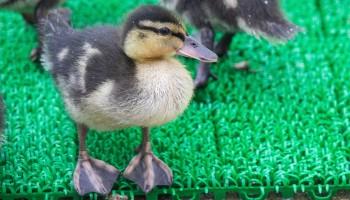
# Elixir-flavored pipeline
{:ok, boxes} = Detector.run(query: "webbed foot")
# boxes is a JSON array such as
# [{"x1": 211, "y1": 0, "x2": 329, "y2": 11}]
[
  {"x1": 124, "y1": 151, "x2": 173, "y2": 193},
  {"x1": 74, "y1": 151, "x2": 120, "y2": 196},
  {"x1": 123, "y1": 127, "x2": 172, "y2": 193}
]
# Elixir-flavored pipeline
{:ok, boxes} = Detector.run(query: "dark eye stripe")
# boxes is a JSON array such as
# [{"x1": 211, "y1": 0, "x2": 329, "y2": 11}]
[
  {"x1": 171, "y1": 32, "x2": 185, "y2": 41},
  {"x1": 136, "y1": 24, "x2": 185, "y2": 41}
]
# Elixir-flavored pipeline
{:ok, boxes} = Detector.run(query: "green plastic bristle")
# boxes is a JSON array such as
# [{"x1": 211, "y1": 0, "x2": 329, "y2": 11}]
[{"x1": 1, "y1": 0, "x2": 350, "y2": 199}]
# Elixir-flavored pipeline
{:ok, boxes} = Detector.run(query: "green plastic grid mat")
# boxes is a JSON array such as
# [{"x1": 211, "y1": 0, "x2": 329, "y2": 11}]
[{"x1": 0, "y1": 0, "x2": 350, "y2": 199}]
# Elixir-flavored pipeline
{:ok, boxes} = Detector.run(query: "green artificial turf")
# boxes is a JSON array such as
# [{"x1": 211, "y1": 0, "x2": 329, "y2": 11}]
[{"x1": 0, "y1": 0, "x2": 350, "y2": 199}]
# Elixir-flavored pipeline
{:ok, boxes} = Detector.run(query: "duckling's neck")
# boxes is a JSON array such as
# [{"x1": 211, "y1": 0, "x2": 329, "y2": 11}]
[
  {"x1": 135, "y1": 57, "x2": 189, "y2": 80},
  {"x1": 134, "y1": 57, "x2": 194, "y2": 126},
  {"x1": 133, "y1": 56, "x2": 171, "y2": 63},
  {"x1": 135, "y1": 56, "x2": 193, "y2": 79}
]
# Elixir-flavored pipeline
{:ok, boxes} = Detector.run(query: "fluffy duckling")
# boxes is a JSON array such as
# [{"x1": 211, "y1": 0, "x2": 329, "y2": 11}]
[
  {"x1": 39, "y1": 6, "x2": 217, "y2": 195},
  {"x1": 162, "y1": 0, "x2": 301, "y2": 87}
]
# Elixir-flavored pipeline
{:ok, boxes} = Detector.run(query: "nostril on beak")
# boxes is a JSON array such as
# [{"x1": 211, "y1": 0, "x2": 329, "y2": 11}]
[{"x1": 191, "y1": 42, "x2": 198, "y2": 48}]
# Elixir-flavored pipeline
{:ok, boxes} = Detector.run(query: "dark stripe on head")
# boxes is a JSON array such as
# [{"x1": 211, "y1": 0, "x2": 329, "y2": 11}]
[
  {"x1": 136, "y1": 24, "x2": 185, "y2": 41},
  {"x1": 172, "y1": 31, "x2": 185, "y2": 41},
  {"x1": 122, "y1": 5, "x2": 182, "y2": 42},
  {"x1": 129, "y1": 5, "x2": 180, "y2": 24}
]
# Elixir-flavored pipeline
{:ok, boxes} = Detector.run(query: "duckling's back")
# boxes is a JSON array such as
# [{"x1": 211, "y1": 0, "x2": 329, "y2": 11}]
[
  {"x1": 40, "y1": 9, "x2": 137, "y2": 93},
  {"x1": 40, "y1": 9, "x2": 141, "y2": 126},
  {"x1": 163, "y1": 0, "x2": 300, "y2": 41}
]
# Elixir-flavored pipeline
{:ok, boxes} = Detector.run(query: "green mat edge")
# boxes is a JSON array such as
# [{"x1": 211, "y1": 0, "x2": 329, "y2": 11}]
[{"x1": 1, "y1": 185, "x2": 350, "y2": 200}]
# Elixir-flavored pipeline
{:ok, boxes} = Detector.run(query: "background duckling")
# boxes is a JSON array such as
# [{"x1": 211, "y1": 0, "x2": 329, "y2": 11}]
[
  {"x1": 0, "y1": 0, "x2": 64, "y2": 61},
  {"x1": 39, "y1": 6, "x2": 217, "y2": 195},
  {"x1": 162, "y1": 0, "x2": 301, "y2": 88},
  {"x1": 0, "y1": 0, "x2": 63, "y2": 23}
]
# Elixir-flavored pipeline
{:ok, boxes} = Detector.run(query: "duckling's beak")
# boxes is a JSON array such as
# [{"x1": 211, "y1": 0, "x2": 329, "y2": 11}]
[{"x1": 177, "y1": 36, "x2": 218, "y2": 63}]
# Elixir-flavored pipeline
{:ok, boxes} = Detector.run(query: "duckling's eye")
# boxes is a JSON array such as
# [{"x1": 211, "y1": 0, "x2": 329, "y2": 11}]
[{"x1": 159, "y1": 27, "x2": 171, "y2": 36}]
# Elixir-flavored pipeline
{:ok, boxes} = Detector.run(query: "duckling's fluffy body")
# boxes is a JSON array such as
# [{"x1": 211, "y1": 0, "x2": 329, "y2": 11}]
[
  {"x1": 162, "y1": 0, "x2": 300, "y2": 88},
  {"x1": 163, "y1": 0, "x2": 299, "y2": 40},
  {"x1": 42, "y1": 26, "x2": 193, "y2": 131}
]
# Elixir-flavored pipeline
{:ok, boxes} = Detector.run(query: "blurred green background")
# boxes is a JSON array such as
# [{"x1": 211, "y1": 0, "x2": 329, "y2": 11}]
[{"x1": 0, "y1": 0, "x2": 350, "y2": 199}]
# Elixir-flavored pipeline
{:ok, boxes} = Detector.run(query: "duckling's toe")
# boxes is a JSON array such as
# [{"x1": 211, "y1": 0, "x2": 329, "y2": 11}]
[
  {"x1": 123, "y1": 152, "x2": 173, "y2": 193},
  {"x1": 74, "y1": 152, "x2": 120, "y2": 196}
]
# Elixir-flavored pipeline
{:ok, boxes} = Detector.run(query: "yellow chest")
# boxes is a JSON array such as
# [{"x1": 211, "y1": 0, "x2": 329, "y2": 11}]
[{"x1": 134, "y1": 59, "x2": 194, "y2": 126}]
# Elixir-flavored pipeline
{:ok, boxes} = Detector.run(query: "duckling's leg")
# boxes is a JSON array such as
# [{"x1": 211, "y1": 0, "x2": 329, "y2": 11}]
[
  {"x1": 73, "y1": 124, "x2": 120, "y2": 196},
  {"x1": 214, "y1": 33, "x2": 235, "y2": 57},
  {"x1": 215, "y1": 33, "x2": 251, "y2": 71},
  {"x1": 124, "y1": 127, "x2": 173, "y2": 193},
  {"x1": 194, "y1": 26, "x2": 216, "y2": 88}
]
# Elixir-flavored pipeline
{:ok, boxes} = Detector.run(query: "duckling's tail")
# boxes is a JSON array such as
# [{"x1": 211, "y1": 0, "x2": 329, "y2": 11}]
[
  {"x1": 237, "y1": 0, "x2": 302, "y2": 42},
  {"x1": 38, "y1": 8, "x2": 72, "y2": 37},
  {"x1": 38, "y1": 8, "x2": 72, "y2": 71}
]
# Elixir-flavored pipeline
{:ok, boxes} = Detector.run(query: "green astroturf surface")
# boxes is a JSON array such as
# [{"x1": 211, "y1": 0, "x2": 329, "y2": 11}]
[{"x1": 0, "y1": 0, "x2": 350, "y2": 199}]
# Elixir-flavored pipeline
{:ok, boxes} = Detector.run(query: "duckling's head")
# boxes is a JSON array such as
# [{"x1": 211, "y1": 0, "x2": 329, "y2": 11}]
[{"x1": 122, "y1": 5, "x2": 217, "y2": 62}]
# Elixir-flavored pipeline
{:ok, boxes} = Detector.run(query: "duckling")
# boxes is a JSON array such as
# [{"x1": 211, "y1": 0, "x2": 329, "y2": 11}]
[
  {"x1": 39, "y1": 6, "x2": 217, "y2": 195},
  {"x1": 161, "y1": 0, "x2": 301, "y2": 88}
]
